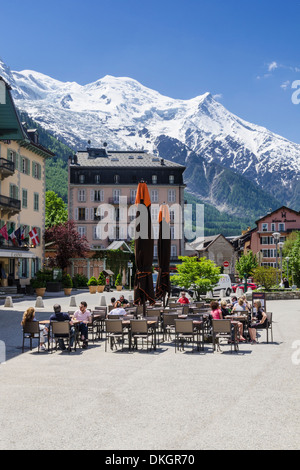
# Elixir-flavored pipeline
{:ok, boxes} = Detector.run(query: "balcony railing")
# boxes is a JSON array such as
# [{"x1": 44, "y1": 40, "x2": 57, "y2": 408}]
[
  {"x1": 0, "y1": 158, "x2": 15, "y2": 178},
  {"x1": 0, "y1": 194, "x2": 21, "y2": 214}
]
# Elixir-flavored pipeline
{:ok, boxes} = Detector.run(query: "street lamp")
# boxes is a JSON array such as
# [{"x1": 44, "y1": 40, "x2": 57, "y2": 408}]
[
  {"x1": 278, "y1": 241, "x2": 284, "y2": 284},
  {"x1": 272, "y1": 232, "x2": 280, "y2": 285},
  {"x1": 286, "y1": 256, "x2": 290, "y2": 283}
]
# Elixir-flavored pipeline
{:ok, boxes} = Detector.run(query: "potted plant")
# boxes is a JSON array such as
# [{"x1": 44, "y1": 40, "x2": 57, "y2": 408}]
[
  {"x1": 115, "y1": 273, "x2": 122, "y2": 291},
  {"x1": 62, "y1": 274, "x2": 73, "y2": 295},
  {"x1": 97, "y1": 272, "x2": 106, "y2": 293},
  {"x1": 87, "y1": 276, "x2": 98, "y2": 294},
  {"x1": 30, "y1": 277, "x2": 46, "y2": 297}
]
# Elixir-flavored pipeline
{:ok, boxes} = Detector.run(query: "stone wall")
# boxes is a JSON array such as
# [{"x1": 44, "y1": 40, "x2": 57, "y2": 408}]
[{"x1": 246, "y1": 290, "x2": 300, "y2": 301}]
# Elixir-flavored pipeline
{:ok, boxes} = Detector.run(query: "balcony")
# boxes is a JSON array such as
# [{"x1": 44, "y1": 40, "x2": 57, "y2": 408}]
[
  {"x1": 0, "y1": 194, "x2": 21, "y2": 215},
  {"x1": 0, "y1": 158, "x2": 15, "y2": 179}
]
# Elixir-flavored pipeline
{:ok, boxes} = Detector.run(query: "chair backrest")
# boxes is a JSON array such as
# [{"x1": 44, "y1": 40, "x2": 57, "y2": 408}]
[
  {"x1": 266, "y1": 312, "x2": 272, "y2": 326},
  {"x1": 108, "y1": 305, "x2": 114, "y2": 312},
  {"x1": 107, "y1": 314, "x2": 120, "y2": 319},
  {"x1": 23, "y1": 321, "x2": 40, "y2": 334},
  {"x1": 146, "y1": 309, "x2": 161, "y2": 319},
  {"x1": 136, "y1": 305, "x2": 145, "y2": 315},
  {"x1": 93, "y1": 306, "x2": 107, "y2": 314},
  {"x1": 130, "y1": 319, "x2": 148, "y2": 334},
  {"x1": 163, "y1": 313, "x2": 179, "y2": 326},
  {"x1": 174, "y1": 319, "x2": 194, "y2": 334},
  {"x1": 105, "y1": 319, "x2": 123, "y2": 333},
  {"x1": 182, "y1": 305, "x2": 190, "y2": 315},
  {"x1": 212, "y1": 319, "x2": 231, "y2": 334},
  {"x1": 169, "y1": 302, "x2": 178, "y2": 308},
  {"x1": 51, "y1": 321, "x2": 70, "y2": 335}
]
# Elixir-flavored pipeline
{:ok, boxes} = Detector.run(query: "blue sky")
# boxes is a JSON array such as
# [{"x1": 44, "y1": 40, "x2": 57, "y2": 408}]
[{"x1": 1, "y1": 0, "x2": 300, "y2": 143}]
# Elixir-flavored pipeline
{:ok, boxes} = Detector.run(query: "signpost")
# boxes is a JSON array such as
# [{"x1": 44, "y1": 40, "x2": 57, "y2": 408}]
[
  {"x1": 252, "y1": 292, "x2": 266, "y2": 313},
  {"x1": 128, "y1": 262, "x2": 133, "y2": 291},
  {"x1": 223, "y1": 261, "x2": 229, "y2": 268}
]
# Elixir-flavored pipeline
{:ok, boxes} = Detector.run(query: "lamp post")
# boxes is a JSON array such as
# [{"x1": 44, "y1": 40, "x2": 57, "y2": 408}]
[
  {"x1": 286, "y1": 256, "x2": 290, "y2": 284},
  {"x1": 278, "y1": 241, "x2": 284, "y2": 284},
  {"x1": 272, "y1": 232, "x2": 280, "y2": 285}
]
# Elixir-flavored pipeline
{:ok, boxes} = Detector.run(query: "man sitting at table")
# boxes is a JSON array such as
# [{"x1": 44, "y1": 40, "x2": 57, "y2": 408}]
[
  {"x1": 49, "y1": 304, "x2": 75, "y2": 351},
  {"x1": 119, "y1": 295, "x2": 129, "y2": 307},
  {"x1": 73, "y1": 301, "x2": 92, "y2": 349},
  {"x1": 177, "y1": 291, "x2": 190, "y2": 304}
]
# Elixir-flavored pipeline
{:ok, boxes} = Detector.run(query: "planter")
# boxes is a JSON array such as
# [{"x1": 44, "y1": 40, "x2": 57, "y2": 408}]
[
  {"x1": 97, "y1": 285, "x2": 105, "y2": 293},
  {"x1": 35, "y1": 287, "x2": 46, "y2": 297},
  {"x1": 116, "y1": 285, "x2": 122, "y2": 291},
  {"x1": 89, "y1": 286, "x2": 97, "y2": 294},
  {"x1": 64, "y1": 288, "x2": 72, "y2": 296}
]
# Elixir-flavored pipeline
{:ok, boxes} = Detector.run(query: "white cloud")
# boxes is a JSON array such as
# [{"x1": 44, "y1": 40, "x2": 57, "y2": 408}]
[
  {"x1": 268, "y1": 61, "x2": 279, "y2": 72},
  {"x1": 213, "y1": 93, "x2": 223, "y2": 101},
  {"x1": 280, "y1": 80, "x2": 290, "y2": 90}
]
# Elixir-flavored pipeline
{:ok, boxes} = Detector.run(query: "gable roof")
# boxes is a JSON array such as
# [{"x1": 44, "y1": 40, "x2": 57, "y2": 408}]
[{"x1": 255, "y1": 205, "x2": 300, "y2": 225}]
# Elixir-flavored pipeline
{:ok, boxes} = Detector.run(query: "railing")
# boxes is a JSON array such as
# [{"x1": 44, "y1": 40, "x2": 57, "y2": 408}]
[
  {"x1": 0, "y1": 194, "x2": 21, "y2": 211},
  {"x1": 0, "y1": 158, "x2": 15, "y2": 173}
]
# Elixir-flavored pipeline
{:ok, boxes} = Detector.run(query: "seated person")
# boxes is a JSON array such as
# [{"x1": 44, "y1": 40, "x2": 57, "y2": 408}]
[
  {"x1": 119, "y1": 295, "x2": 129, "y2": 307},
  {"x1": 220, "y1": 300, "x2": 230, "y2": 317},
  {"x1": 210, "y1": 300, "x2": 223, "y2": 319},
  {"x1": 110, "y1": 297, "x2": 116, "y2": 306},
  {"x1": 21, "y1": 307, "x2": 48, "y2": 351},
  {"x1": 73, "y1": 301, "x2": 92, "y2": 349},
  {"x1": 230, "y1": 296, "x2": 238, "y2": 307},
  {"x1": 177, "y1": 291, "x2": 190, "y2": 304},
  {"x1": 109, "y1": 300, "x2": 127, "y2": 316},
  {"x1": 248, "y1": 300, "x2": 268, "y2": 344},
  {"x1": 232, "y1": 297, "x2": 246, "y2": 313},
  {"x1": 49, "y1": 304, "x2": 74, "y2": 351}
]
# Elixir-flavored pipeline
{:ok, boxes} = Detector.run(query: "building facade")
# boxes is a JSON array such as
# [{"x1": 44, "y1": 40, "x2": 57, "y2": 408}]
[
  {"x1": 68, "y1": 147, "x2": 186, "y2": 278},
  {"x1": 249, "y1": 206, "x2": 300, "y2": 267},
  {"x1": 0, "y1": 76, "x2": 54, "y2": 287}
]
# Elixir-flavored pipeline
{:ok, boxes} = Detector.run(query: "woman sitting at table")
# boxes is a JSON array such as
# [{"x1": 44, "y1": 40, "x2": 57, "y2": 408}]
[
  {"x1": 210, "y1": 301, "x2": 223, "y2": 319},
  {"x1": 220, "y1": 300, "x2": 230, "y2": 317},
  {"x1": 248, "y1": 300, "x2": 268, "y2": 344},
  {"x1": 109, "y1": 300, "x2": 127, "y2": 316},
  {"x1": 21, "y1": 307, "x2": 48, "y2": 351}
]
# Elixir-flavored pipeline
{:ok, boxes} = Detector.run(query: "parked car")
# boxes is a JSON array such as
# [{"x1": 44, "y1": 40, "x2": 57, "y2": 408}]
[
  {"x1": 171, "y1": 286, "x2": 194, "y2": 297},
  {"x1": 232, "y1": 282, "x2": 258, "y2": 293},
  {"x1": 213, "y1": 274, "x2": 232, "y2": 297}
]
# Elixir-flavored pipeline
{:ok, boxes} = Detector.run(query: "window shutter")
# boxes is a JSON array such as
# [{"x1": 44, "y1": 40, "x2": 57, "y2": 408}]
[
  {"x1": 90, "y1": 190, "x2": 94, "y2": 202},
  {"x1": 75, "y1": 208, "x2": 78, "y2": 221},
  {"x1": 85, "y1": 208, "x2": 89, "y2": 221}
]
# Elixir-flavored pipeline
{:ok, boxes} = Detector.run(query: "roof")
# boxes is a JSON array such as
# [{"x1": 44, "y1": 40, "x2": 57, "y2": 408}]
[
  {"x1": 106, "y1": 241, "x2": 133, "y2": 253},
  {"x1": 255, "y1": 206, "x2": 300, "y2": 224},
  {"x1": 190, "y1": 234, "x2": 233, "y2": 251},
  {"x1": 73, "y1": 149, "x2": 185, "y2": 169},
  {"x1": 0, "y1": 76, "x2": 54, "y2": 158}
]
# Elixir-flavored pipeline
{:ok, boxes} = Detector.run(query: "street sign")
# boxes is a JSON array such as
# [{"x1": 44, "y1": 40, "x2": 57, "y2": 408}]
[
  {"x1": 223, "y1": 261, "x2": 230, "y2": 268},
  {"x1": 128, "y1": 262, "x2": 133, "y2": 268}
]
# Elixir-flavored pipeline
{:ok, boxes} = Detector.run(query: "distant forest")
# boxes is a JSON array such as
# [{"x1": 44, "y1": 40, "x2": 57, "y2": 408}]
[{"x1": 19, "y1": 110, "x2": 253, "y2": 237}]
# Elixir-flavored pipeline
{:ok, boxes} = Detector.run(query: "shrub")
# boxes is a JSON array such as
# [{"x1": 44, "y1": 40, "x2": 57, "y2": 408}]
[
  {"x1": 72, "y1": 274, "x2": 88, "y2": 288},
  {"x1": 115, "y1": 274, "x2": 122, "y2": 286},
  {"x1": 87, "y1": 276, "x2": 98, "y2": 286},
  {"x1": 98, "y1": 272, "x2": 106, "y2": 286},
  {"x1": 62, "y1": 274, "x2": 73, "y2": 288}
]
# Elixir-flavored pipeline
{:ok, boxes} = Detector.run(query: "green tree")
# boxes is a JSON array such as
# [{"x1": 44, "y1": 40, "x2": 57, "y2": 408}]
[
  {"x1": 253, "y1": 266, "x2": 279, "y2": 290},
  {"x1": 171, "y1": 256, "x2": 220, "y2": 301},
  {"x1": 235, "y1": 251, "x2": 258, "y2": 291},
  {"x1": 287, "y1": 232, "x2": 300, "y2": 287},
  {"x1": 45, "y1": 191, "x2": 68, "y2": 229}
]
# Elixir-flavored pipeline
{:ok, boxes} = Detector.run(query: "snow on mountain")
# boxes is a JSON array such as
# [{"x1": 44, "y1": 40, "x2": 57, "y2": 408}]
[{"x1": 1, "y1": 57, "x2": 299, "y2": 209}]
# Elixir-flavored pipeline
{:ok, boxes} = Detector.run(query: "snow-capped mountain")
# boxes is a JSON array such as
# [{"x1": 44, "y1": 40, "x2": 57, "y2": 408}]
[{"x1": 1, "y1": 58, "x2": 299, "y2": 211}]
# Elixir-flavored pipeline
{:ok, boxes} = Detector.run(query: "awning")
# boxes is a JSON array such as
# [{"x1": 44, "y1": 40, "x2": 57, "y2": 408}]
[
  {"x1": 102, "y1": 269, "x2": 114, "y2": 276},
  {"x1": 0, "y1": 250, "x2": 36, "y2": 259}
]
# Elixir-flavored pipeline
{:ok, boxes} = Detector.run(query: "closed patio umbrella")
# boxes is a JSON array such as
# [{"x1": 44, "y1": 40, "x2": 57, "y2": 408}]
[
  {"x1": 155, "y1": 203, "x2": 171, "y2": 307},
  {"x1": 134, "y1": 181, "x2": 155, "y2": 312}
]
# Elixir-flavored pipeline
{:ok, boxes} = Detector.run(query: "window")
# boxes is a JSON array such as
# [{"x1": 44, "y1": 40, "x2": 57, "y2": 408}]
[
  {"x1": 22, "y1": 189, "x2": 28, "y2": 208},
  {"x1": 171, "y1": 245, "x2": 177, "y2": 258},
  {"x1": 151, "y1": 190, "x2": 158, "y2": 203},
  {"x1": 79, "y1": 174, "x2": 85, "y2": 184},
  {"x1": 278, "y1": 223, "x2": 285, "y2": 232},
  {"x1": 114, "y1": 174, "x2": 120, "y2": 184},
  {"x1": 34, "y1": 193, "x2": 39, "y2": 211},
  {"x1": 169, "y1": 175, "x2": 175, "y2": 184},
  {"x1": 92, "y1": 190, "x2": 104, "y2": 202},
  {"x1": 32, "y1": 162, "x2": 42, "y2": 179},
  {"x1": 152, "y1": 175, "x2": 157, "y2": 184},
  {"x1": 262, "y1": 249, "x2": 274, "y2": 258},
  {"x1": 262, "y1": 223, "x2": 268, "y2": 232},
  {"x1": 78, "y1": 189, "x2": 86, "y2": 202},
  {"x1": 130, "y1": 189, "x2": 137, "y2": 204},
  {"x1": 271, "y1": 223, "x2": 276, "y2": 232},
  {"x1": 20, "y1": 156, "x2": 30, "y2": 175},
  {"x1": 78, "y1": 226, "x2": 86, "y2": 237},
  {"x1": 78, "y1": 208, "x2": 86, "y2": 221},
  {"x1": 7, "y1": 149, "x2": 18, "y2": 169},
  {"x1": 93, "y1": 225, "x2": 102, "y2": 240},
  {"x1": 10, "y1": 184, "x2": 19, "y2": 200},
  {"x1": 95, "y1": 174, "x2": 100, "y2": 184},
  {"x1": 19, "y1": 259, "x2": 29, "y2": 279},
  {"x1": 113, "y1": 189, "x2": 120, "y2": 203},
  {"x1": 168, "y1": 189, "x2": 176, "y2": 203}
]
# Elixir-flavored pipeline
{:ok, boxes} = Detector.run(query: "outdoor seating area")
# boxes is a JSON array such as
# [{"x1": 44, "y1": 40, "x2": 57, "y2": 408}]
[{"x1": 21, "y1": 296, "x2": 273, "y2": 355}]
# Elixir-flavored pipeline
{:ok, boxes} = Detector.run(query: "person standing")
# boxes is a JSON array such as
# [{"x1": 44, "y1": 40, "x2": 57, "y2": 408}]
[{"x1": 73, "y1": 301, "x2": 92, "y2": 349}]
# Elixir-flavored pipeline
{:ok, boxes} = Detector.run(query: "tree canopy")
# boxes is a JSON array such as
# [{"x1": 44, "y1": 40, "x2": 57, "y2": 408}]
[
  {"x1": 171, "y1": 256, "x2": 220, "y2": 300},
  {"x1": 45, "y1": 191, "x2": 68, "y2": 229}
]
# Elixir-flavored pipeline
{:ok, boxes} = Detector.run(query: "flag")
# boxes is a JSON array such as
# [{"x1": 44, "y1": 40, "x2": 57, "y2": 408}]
[
  {"x1": 0, "y1": 224, "x2": 8, "y2": 241},
  {"x1": 29, "y1": 227, "x2": 40, "y2": 246},
  {"x1": 13, "y1": 227, "x2": 22, "y2": 246},
  {"x1": 21, "y1": 226, "x2": 26, "y2": 241},
  {"x1": 8, "y1": 227, "x2": 18, "y2": 246}
]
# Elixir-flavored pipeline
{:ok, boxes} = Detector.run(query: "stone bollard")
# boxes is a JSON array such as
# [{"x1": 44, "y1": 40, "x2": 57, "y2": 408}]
[
  {"x1": 35, "y1": 296, "x2": 44, "y2": 308},
  {"x1": 100, "y1": 295, "x2": 107, "y2": 306},
  {"x1": 4, "y1": 296, "x2": 13, "y2": 308},
  {"x1": 220, "y1": 289, "x2": 225, "y2": 298},
  {"x1": 69, "y1": 296, "x2": 77, "y2": 307}
]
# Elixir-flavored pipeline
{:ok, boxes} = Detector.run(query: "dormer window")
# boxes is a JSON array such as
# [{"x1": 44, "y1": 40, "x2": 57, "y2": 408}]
[
  {"x1": 169, "y1": 175, "x2": 175, "y2": 184},
  {"x1": 152, "y1": 175, "x2": 157, "y2": 184},
  {"x1": 114, "y1": 174, "x2": 120, "y2": 184},
  {"x1": 95, "y1": 174, "x2": 100, "y2": 184},
  {"x1": 79, "y1": 174, "x2": 85, "y2": 184}
]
